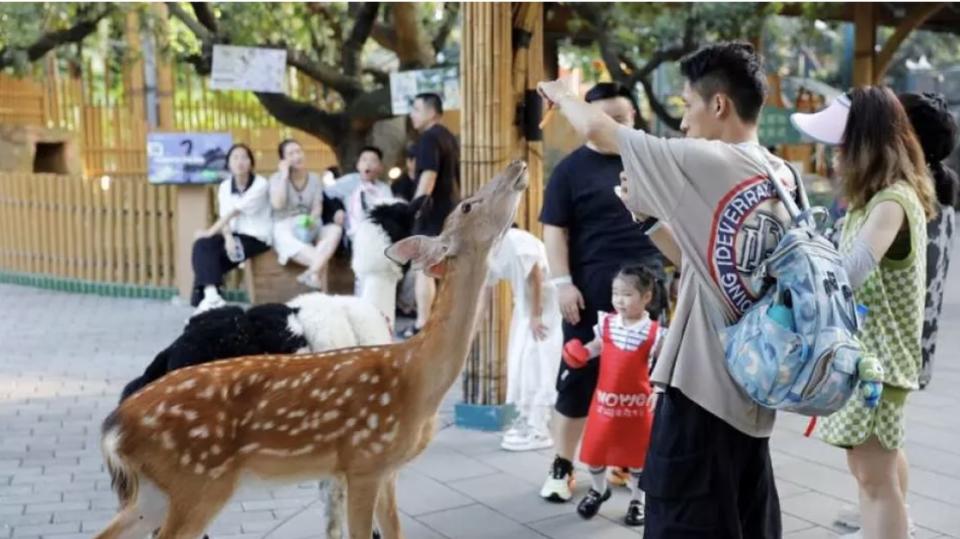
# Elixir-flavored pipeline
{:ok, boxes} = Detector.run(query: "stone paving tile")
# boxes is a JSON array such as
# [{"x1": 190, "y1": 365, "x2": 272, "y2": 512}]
[
  {"x1": 3, "y1": 275, "x2": 960, "y2": 539},
  {"x1": 415, "y1": 504, "x2": 547, "y2": 539}
]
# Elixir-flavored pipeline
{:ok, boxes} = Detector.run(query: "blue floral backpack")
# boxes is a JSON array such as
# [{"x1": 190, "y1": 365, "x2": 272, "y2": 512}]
[{"x1": 721, "y1": 162, "x2": 866, "y2": 417}]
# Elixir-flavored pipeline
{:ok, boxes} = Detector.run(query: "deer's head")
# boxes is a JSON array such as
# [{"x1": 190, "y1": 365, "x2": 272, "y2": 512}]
[{"x1": 385, "y1": 161, "x2": 528, "y2": 278}]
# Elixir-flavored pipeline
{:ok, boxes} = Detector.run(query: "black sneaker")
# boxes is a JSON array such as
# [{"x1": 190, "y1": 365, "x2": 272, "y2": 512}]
[
  {"x1": 576, "y1": 488, "x2": 611, "y2": 519},
  {"x1": 624, "y1": 500, "x2": 645, "y2": 526},
  {"x1": 539, "y1": 456, "x2": 575, "y2": 503}
]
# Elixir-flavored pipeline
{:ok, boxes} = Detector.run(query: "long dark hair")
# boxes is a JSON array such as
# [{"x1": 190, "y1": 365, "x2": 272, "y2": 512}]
[
  {"x1": 840, "y1": 86, "x2": 937, "y2": 220},
  {"x1": 616, "y1": 264, "x2": 667, "y2": 319},
  {"x1": 277, "y1": 138, "x2": 300, "y2": 159},
  {"x1": 899, "y1": 92, "x2": 960, "y2": 210},
  {"x1": 225, "y1": 143, "x2": 256, "y2": 184}
]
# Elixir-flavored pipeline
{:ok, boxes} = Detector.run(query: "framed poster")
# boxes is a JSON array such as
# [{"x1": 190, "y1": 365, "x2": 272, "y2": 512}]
[
  {"x1": 389, "y1": 67, "x2": 460, "y2": 115},
  {"x1": 147, "y1": 133, "x2": 233, "y2": 185},
  {"x1": 211, "y1": 45, "x2": 287, "y2": 94}
]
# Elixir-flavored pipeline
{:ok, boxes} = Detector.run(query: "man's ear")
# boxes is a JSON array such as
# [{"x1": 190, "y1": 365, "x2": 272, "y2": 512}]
[
  {"x1": 714, "y1": 93, "x2": 732, "y2": 119},
  {"x1": 385, "y1": 235, "x2": 453, "y2": 270}
]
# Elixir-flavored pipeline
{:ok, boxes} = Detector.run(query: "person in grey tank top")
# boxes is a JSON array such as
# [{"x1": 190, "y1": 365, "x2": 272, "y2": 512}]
[{"x1": 269, "y1": 139, "x2": 345, "y2": 289}]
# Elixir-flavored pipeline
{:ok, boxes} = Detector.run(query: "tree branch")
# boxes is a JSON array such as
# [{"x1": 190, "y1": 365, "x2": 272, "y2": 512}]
[
  {"x1": 253, "y1": 92, "x2": 344, "y2": 144},
  {"x1": 190, "y1": 2, "x2": 219, "y2": 34},
  {"x1": 0, "y1": 5, "x2": 115, "y2": 70},
  {"x1": 167, "y1": 2, "x2": 214, "y2": 42},
  {"x1": 371, "y1": 23, "x2": 398, "y2": 52},
  {"x1": 342, "y1": 3, "x2": 380, "y2": 77},
  {"x1": 432, "y1": 3, "x2": 460, "y2": 54},
  {"x1": 392, "y1": 2, "x2": 433, "y2": 69},
  {"x1": 285, "y1": 48, "x2": 364, "y2": 98},
  {"x1": 638, "y1": 76, "x2": 682, "y2": 132}
]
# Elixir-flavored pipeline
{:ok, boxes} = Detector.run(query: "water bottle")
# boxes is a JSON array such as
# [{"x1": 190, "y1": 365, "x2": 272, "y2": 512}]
[{"x1": 227, "y1": 238, "x2": 245, "y2": 263}]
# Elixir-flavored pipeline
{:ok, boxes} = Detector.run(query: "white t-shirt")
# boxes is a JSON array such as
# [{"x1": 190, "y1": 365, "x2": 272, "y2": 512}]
[
  {"x1": 217, "y1": 175, "x2": 272, "y2": 244},
  {"x1": 585, "y1": 312, "x2": 665, "y2": 359}
]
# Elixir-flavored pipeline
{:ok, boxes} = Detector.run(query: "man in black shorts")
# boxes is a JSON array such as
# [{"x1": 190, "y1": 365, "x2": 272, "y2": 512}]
[
  {"x1": 538, "y1": 82, "x2": 663, "y2": 503},
  {"x1": 406, "y1": 93, "x2": 460, "y2": 336}
]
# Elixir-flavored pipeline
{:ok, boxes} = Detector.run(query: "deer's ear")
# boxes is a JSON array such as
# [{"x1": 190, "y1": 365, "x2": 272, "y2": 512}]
[{"x1": 385, "y1": 235, "x2": 452, "y2": 269}]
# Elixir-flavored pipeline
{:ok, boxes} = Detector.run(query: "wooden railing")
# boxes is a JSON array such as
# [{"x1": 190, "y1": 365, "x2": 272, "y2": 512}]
[{"x1": 0, "y1": 172, "x2": 178, "y2": 288}]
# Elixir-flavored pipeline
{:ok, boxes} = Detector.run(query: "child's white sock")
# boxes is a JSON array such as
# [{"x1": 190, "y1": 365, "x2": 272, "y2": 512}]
[
  {"x1": 629, "y1": 468, "x2": 645, "y2": 503},
  {"x1": 589, "y1": 466, "x2": 607, "y2": 493}
]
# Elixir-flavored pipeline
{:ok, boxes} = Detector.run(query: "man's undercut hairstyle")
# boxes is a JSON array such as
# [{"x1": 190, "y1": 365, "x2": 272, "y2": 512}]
[
  {"x1": 358, "y1": 145, "x2": 384, "y2": 161},
  {"x1": 679, "y1": 42, "x2": 767, "y2": 123},
  {"x1": 414, "y1": 93, "x2": 444, "y2": 116},
  {"x1": 584, "y1": 82, "x2": 640, "y2": 115}
]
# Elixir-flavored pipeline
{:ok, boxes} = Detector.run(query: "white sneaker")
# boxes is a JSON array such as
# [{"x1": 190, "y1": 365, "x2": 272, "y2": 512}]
[
  {"x1": 539, "y1": 457, "x2": 575, "y2": 503},
  {"x1": 834, "y1": 505, "x2": 861, "y2": 530},
  {"x1": 502, "y1": 430, "x2": 553, "y2": 452},
  {"x1": 194, "y1": 294, "x2": 226, "y2": 315},
  {"x1": 501, "y1": 416, "x2": 530, "y2": 447},
  {"x1": 834, "y1": 505, "x2": 916, "y2": 537}
]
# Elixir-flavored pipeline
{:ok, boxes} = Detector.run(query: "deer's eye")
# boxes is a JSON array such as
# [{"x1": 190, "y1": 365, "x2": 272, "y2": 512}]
[{"x1": 462, "y1": 203, "x2": 472, "y2": 214}]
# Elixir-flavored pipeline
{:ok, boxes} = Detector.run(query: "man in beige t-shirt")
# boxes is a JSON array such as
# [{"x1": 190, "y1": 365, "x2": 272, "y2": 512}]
[{"x1": 540, "y1": 43, "x2": 790, "y2": 537}]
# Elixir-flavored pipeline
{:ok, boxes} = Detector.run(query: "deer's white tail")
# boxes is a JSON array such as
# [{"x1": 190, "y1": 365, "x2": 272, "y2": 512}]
[{"x1": 101, "y1": 411, "x2": 138, "y2": 508}]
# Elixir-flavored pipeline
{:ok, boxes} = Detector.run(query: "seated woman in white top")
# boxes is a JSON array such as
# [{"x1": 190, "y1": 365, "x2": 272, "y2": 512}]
[
  {"x1": 191, "y1": 143, "x2": 272, "y2": 312},
  {"x1": 345, "y1": 146, "x2": 394, "y2": 240},
  {"x1": 269, "y1": 138, "x2": 345, "y2": 289}
]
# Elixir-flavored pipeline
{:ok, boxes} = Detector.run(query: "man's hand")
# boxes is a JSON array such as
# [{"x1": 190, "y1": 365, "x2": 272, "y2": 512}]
[
  {"x1": 558, "y1": 282, "x2": 585, "y2": 325},
  {"x1": 617, "y1": 171, "x2": 649, "y2": 222},
  {"x1": 194, "y1": 228, "x2": 214, "y2": 240},
  {"x1": 278, "y1": 158, "x2": 291, "y2": 177},
  {"x1": 530, "y1": 315, "x2": 549, "y2": 341},
  {"x1": 333, "y1": 209, "x2": 345, "y2": 227},
  {"x1": 537, "y1": 79, "x2": 575, "y2": 108}
]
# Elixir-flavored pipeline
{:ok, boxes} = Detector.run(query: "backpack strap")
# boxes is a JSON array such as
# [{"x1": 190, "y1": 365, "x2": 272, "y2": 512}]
[{"x1": 759, "y1": 159, "x2": 815, "y2": 228}]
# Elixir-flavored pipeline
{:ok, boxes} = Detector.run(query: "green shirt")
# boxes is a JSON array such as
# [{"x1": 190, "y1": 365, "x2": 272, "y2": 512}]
[{"x1": 840, "y1": 182, "x2": 927, "y2": 390}]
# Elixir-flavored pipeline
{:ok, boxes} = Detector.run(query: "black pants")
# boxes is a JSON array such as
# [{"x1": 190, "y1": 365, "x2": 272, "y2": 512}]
[
  {"x1": 191, "y1": 233, "x2": 269, "y2": 306},
  {"x1": 642, "y1": 388, "x2": 781, "y2": 539}
]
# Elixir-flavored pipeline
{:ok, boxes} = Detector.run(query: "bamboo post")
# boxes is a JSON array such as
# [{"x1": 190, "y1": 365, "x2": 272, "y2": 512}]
[{"x1": 460, "y1": 3, "x2": 519, "y2": 410}]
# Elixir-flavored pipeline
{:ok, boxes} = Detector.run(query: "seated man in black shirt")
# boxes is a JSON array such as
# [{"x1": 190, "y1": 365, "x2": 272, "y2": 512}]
[
  {"x1": 404, "y1": 93, "x2": 461, "y2": 337},
  {"x1": 391, "y1": 143, "x2": 418, "y2": 202}
]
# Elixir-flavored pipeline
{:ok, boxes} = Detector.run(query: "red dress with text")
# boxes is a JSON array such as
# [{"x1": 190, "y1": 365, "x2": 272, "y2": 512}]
[{"x1": 579, "y1": 314, "x2": 657, "y2": 469}]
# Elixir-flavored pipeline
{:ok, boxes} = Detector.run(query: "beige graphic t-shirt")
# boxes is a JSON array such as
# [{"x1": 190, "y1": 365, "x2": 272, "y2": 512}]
[{"x1": 616, "y1": 126, "x2": 796, "y2": 437}]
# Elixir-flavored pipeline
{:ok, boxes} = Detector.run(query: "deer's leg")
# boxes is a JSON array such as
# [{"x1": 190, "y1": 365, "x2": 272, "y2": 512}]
[
  {"x1": 93, "y1": 506, "x2": 157, "y2": 539},
  {"x1": 155, "y1": 477, "x2": 235, "y2": 539},
  {"x1": 93, "y1": 477, "x2": 168, "y2": 539},
  {"x1": 345, "y1": 475, "x2": 381, "y2": 539},
  {"x1": 318, "y1": 478, "x2": 346, "y2": 539},
  {"x1": 374, "y1": 474, "x2": 402, "y2": 539}
]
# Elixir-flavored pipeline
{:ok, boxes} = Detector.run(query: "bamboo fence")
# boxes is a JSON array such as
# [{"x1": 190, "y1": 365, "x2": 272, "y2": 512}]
[{"x1": 0, "y1": 173, "x2": 176, "y2": 290}]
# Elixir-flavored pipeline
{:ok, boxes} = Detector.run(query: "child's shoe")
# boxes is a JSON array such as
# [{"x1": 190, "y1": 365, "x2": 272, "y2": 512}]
[
  {"x1": 576, "y1": 488, "x2": 611, "y2": 519},
  {"x1": 540, "y1": 457, "x2": 575, "y2": 503},
  {"x1": 624, "y1": 500, "x2": 645, "y2": 526}
]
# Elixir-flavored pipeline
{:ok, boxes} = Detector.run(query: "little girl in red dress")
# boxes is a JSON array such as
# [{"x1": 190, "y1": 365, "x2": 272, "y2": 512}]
[{"x1": 562, "y1": 264, "x2": 665, "y2": 526}]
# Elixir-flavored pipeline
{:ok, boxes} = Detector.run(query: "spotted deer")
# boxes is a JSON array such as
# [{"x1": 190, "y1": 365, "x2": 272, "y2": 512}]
[{"x1": 94, "y1": 161, "x2": 530, "y2": 539}]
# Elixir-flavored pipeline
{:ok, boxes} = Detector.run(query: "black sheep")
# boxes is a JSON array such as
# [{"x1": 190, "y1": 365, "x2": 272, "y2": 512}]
[{"x1": 119, "y1": 303, "x2": 307, "y2": 402}]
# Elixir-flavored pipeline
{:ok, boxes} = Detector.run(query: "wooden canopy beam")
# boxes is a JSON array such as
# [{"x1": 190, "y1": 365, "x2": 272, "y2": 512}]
[
  {"x1": 853, "y1": 3, "x2": 876, "y2": 87},
  {"x1": 874, "y1": 2, "x2": 947, "y2": 83}
]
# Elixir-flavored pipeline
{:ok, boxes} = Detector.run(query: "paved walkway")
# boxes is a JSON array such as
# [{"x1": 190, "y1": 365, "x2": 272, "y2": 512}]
[{"x1": 1, "y1": 277, "x2": 959, "y2": 539}]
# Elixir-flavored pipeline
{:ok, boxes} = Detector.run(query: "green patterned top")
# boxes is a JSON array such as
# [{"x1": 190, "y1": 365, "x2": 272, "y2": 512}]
[{"x1": 840, "y1": 182, "x2": 927, "y2": 390}]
